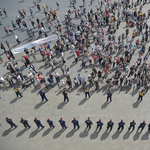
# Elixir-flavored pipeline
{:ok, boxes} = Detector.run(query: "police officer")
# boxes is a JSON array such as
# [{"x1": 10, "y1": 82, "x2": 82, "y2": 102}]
[
  {"x1": 85, "y1": 117, "x2": 93, "y2": 130},
  {"x1": 47, "y1": 118, "x2": 55, "y2": 128},
  {"x1": 59, "y1": 118, "x2": 67, "y2": 129},
  {"x1": 39, "y1": 90, "x2": 48, "y2": 102},
  {"x1": 138, "y1": 120, "x2": 146, "y2": 131},
  {"x1": 84, "y1": 86, "x2": 90, "y2": 98},
  {"x1": 137, "y1": 90, "x2": 144, "y2": 101},
  {"x1": 34, "y1": 117, "x2": 45, "y2": 129},
  {"x1": 14, "y1": 87, "x2": 23, "y2": 98},
  {"x1": 96, "y1": 119, "x2": 103, "y2": 131},
  {"x1": 148, "y1": 123, "x2": 150, "y2": 131},
  {"x1": 6, "y1": 117, "x2": 18, "y2": 128},
  {"x1": 20, "y1": 118, "x2": 31, "y2": 128},
  {"x1": 117, "y1": 119, "x2": 125, "y2": 131},
  {"x1": 71, "y1": 117, "x2": 80, "y2": 129},
  {"x1": 107, "y1": 91, "x2": 112, "y2": 102},
  {"x1": 128, "y1": 120, "x2": 136, "y2": 131},
  {"x1": 63, "y1": 90, "x2": 69, "y2": 103},
  {"x1": 107, "y1": 119, "x2": 114, "y2": 131}
]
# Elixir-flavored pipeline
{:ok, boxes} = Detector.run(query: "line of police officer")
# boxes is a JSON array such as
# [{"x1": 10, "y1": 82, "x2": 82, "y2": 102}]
[{"x1": 6, "y1": 117, "x2": 150, "y2": 132}]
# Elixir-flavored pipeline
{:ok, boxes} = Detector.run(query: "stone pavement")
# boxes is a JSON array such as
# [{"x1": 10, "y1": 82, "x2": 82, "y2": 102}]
[{"x1": 0, "y1": 0, "x2": 150, "y2": 150}]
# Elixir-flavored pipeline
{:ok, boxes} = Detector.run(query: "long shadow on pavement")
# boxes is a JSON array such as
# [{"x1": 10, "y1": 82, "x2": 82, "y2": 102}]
[
  {"x1": 101, "y1": 102, "x2": 111, "y2": 109},
  {"x1": 34, "y1": 101, "x2": 47, "y2": 109},
  {"x1": 112, "y1": 130, "x2": 122, "y2": 140},
  {"x1": 29, "y1": 128, "x2": 43, "y2": 138},
  {"x1": 2, "y1": 128, "x2": 16, "y2": 137},
  {"x1": 132, "y1": 101, "x2": 141, "y2": 108},
  {"x1": 100, "y1": 129, "x2": 111, "y2": 141},
  {"x1": 57, "y1": 102, "x2": 67, "y2": 109},
  {"x1": 79, "y1": 128, "x2": 89, "y2": 138},
  {"x1": 42, "y1": 128, "x2": 54, "y2": 137},
  {"x1": 141, "y1": 131, "x2": 150, "y2": 140},
  {"x1": 90, "y1": 129, "x2": 100, "y2": 140},
  {"x1": 66, "y1": 129, "x2": 78, "y2": 138},
  {"x1": 16, "y1": 128, "x2": 28, "y2": 137},
  {"x1": 10, "y1": 97, "x2": 21, "y2": 104},
  {"x1": 78, "y1": 98, "x2": 88, "y2": 105},
  {"x1": 133, "y1": 129, "x2": 142, "y2": 141},
  {"x1": 53, "y1": 129, "x2": 66, "y2": 139},
  {"x1": 123, "y1": 130, "x2": 133, "y2": 140}
]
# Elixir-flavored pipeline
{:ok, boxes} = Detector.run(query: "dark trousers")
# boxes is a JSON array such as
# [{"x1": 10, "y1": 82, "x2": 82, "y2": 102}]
[
  {"x1": 61, "y1": 124, "x2": 67, "y2": 129},
  {"x1": 138, "y1": 126, "x2": 144, "y2": 131},
  {"x1": 64, "y1": 96, "x2": 69, "y2": 102},
  {"x1": 138, "y1": 95, "x2": 143, "y2": 101},
  {"x1": 107, "y1": 126, "x2": 113, "y2": 131},
  {"x1": 36, "y1": 123, "x2": 44, "y2": 128},
  {"x1": 85, "y1": 92, "x2": 90, "y2": 98},
  {"x1": 128, "y1": 125, "x2": 135, "y2": 131},
  {"x1": 96, "y1": 125, "x2": 102, "y2": 131},
  {"x1": 41, "y1": 96, "x2": 48, "y2": 101},
  {"x1": 73, "y1": 124, "x2": 80, "y2": 129},
  {"x1": 9, "y1": 122, "x2": 17, "y2": 128},
  {"x1": 16, "y1": 91, "x2": 22, "y2": 97},
  {"x1": 86, "y1": 124, "x2": 91, "y2": 130},
  {"x1": 107, "y1": 96, "x2": 112, "y2": 102},
  {"x1": 49, "y1": 123, "x2": 55, "y2": 128},
  {"x1": 23, "y1": 123, "x2": 30, "y2": 128},
  {"x1": 118, "y1": 126, "x2": 124, "y2": 131}
]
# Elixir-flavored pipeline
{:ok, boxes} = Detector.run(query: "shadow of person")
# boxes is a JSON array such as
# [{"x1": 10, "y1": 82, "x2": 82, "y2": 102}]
[
  {"x1": 132, "y1": 101, "x2": 140, "y2": 108},
  {"x1": 133, "y1": 129, "x2": 142, "y2": 141},
  {"x1": 2, "y1": 127, "x2": 16, "y2": 137},
  {"x1": 42, "y1": 128, "x2": 53, "y2": 137},
  {"x1": 29, "y1": 128, "x2": 43, "y2": 138},
  {"x1": 90, "y1": 129, "x2": 99, "y2": 140},
  {"x1": 79, "y1": 128, "x2": 89, "y2": 138},
  {"x1": 53, "y1": 128, "x2": 66, "y2": 139},
  {"x1": 9, "y1": 97, "x2": 20, "y2": 104},
  {"x1": 112, "y1": 130, "x2": 122, "y2": 140},
  {"x1": 141, "y1": 131, "x2": 150, "y2": 140},
  {"x1": 123, "y1": 130, "x2": 133, "y2": 140},
  {"x1": 100, "y1": 129, "x2": 111, "y2": 141},
  {"x1": 66, "y1": 129, "x2": 78, "y2": 138},
  {"x1": 34, "y1": 101, "x2": 47, "y2": 109},
  {"x1": 101, "y1": 102, "x2": 111, "y2": 109},
  {"x1": 16, "y1": 128, "x2": 28, "y2": 137},
  {"x1": 57, "y1": 102, "x2": 66, "y2": 109},
  {"x1": 78, "y1": 98, "x2": 87, "y2": 105}
]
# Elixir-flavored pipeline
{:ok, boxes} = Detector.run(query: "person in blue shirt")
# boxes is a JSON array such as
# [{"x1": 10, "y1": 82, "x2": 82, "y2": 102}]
[
  {"x1": 59, "y1": 118, "x2": 67, "y2": 129},
  {"x1": 39, "y1": 90, "x2": 48, "y2": 102},
  {"x1": 117, "y1": 119, "x2": 125, "y2": 131},
  {"x1": 34, "y1": 117, "x2": 44, "y2": 129},
  {"x1": 71, "y1": 117, "x2": 80, "y2": 129},
  {"x1": 47, "y1": 118, "x2": 55, "y2": 128},
  {"x1": 96, "y1": 119, "x2": 103, "y2": 131},
  {"x1": 138, "y1": 120, "x2": 146, "y2": 131},
  {"x1": 77, "y1": 74, "x2": 82, "y2": 85}
]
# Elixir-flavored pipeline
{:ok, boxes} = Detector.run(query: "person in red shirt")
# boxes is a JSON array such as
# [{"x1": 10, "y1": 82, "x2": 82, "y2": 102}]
[{"x1": 76, "y1": 50, "x2": 80, "y2": 56}]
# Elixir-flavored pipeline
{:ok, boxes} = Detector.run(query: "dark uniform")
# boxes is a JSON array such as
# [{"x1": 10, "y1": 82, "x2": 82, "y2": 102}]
[
  {"x1": 71, "y1": 117, "x2": 80, "y2": 129},
  {"x1": 107, "y1": 119, "x2": 114, "y2": 131},
  {"x1": 6, "y1": 117, "x2": 17, "y2": 128},
  {"x1": 96, "y1": 119, "x2": 103, "y2": 131},
  {"x1": 117, "y1": 119, "x2": 125, "y2": 131},
  {"x1": 20, "y1": 118, "x2": 31, "y2": 128},
  {"x1": 63, "y1": 90, "x2": 69, "y2": 103},
  {"x1": 47, "y1": 118, "x2": 55, "y2": 128},
  {"x1": 34, "y1": 117, "x2": 44, "y2": 129},
  {"x1": 85, "y1": 117, "x2": 93, "y2": 130},
  {"x1": 59, "y1": 118, "x2": 67, "y2": 129},
  {"x1": 148, "y1": 123, "x2": 150, "y2": 131},
  {"x1": 39, "y1": 90, "x2": 48, "y2": 102},
  {"x1": 107, "y1": 91, "x2": 112, "y2": 102},
  {"x1": 138, "y1": 121, "x2": 146, "y2": 131},
  {"x1": 128, "y1": 120, "x2": 136, "y2": 131}
]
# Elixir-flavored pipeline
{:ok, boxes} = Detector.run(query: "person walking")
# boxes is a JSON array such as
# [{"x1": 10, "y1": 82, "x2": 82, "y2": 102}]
[
  {"x1": 6, "y1": 117, "x2": 17, "y2": 128},
  {"x1": 1, "y1": 43, "x2": 6, "y2": 53},
  {"x1": 3, "y1": 8, "x2": 8, "y2": 17},
  {"x1": 5, "y1": 41, "x2": 11, "y2": 50},
  {"x1": 20, "y1": 118, "x2": 31, "y2": 128},
  {"x1": 117, "y1": 119, "x2": 125, "y2": 131},
  {"x1": 96, "y1": 119, "x2": 103, "y2": 131},
  {"x1": 14, "y1": 87, "x2": 23, "y2": 98},
  {"x1": 63, "y1": 90, "x2": 69, "y2": 103},
  {"x1": 84, "y1": 86, "x2": 90, "y2": 98},
  {"x1": 39, "y1": 90, "x2": 48, "y2": 102},
  {"x1": 107, "y1": 119, "x2": 114, "y2": 131},
  {"x1": 128, "y1": 120, "x2": 136, "y2": 131},
  {"x1": 71, "y1": 117, "x2": 80, "y2": 129},
  {"x1": 107, "y1": 91, "x2": 112, "y2": 102},
  {"x1": 137, "y1": 90, "x2": 144, "y2": 102},
  {"x1": 14, "y1": 34, "x2": 21, "y2": 44},
  {"x1": 34, "y1": 117, "x2": 45, "y2": 129},
  {"x1": 85, "y1": 117, "x2": 93, "y2": 130},
  {"x1": 138, "y1": 121, "x2": 146, "y2": 132},
  {"x1": 59, "y1": 118, "x2": 67, "y2": 129},
  {"x1": 47, "y1": 118, "x2": 55, "y2": 128}
]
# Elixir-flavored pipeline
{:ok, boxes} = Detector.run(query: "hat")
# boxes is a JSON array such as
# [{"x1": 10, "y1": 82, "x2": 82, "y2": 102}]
[
  {"x1": 110, "y1": 119, "x2": 112, "y2": 122},
  {"x1": 34, "y1": 117, "x2": 37, "y2": 120},
  {"x1": 88, "y1": 117, "x2": 90, "y2": 120},
  {"x1": 133, "y1": 120, "x2": 135, "y2": 122},
  {"x1": 21, "y1": 118, "x2": 23, "y2": 120},
  {"x1": 47, "y1": 118, "x2": 50, "y2": 120},
  {"x1": 60, "y1": 118, "x2": 63, "y2": 120},
  {"x1": 74, "y1": 117, "x2": 76, "y2": 120},
  {"x1": 143, "y1": 120, "x2": 145, "y2": 123},
  {"x1": 121, "y1": 119, "x2": 123, "y2": 122},
  {"x1": 6, "y1": 117, "x2": 8, "y2": 119},
  {"x1": 99, "y1": 119, "x2": 101, "y2": 121}
]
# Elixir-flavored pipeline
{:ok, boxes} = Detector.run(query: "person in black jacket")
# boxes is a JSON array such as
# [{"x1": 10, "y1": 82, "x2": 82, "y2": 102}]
[
  {"x1": 96, "y1": 119, "x2": 103, "y2": 131},
  {"x1": 117, "y1": 119, "x2": 125, "y2": 131},
  {"x1": 107, "y1": 119, "x2": 114, "y2": 131},
  {"x1": 20, "y1": 118, "x2": 31, "y2": 128},
  {"x1": 6, "y1": 117, "x2": 17, "y2": 128},
  {"x1": 85, "y1": 117, "x2": 93, "y2": 130},
  {"x1": 34, "y1": 117, "x2": 44, "y2": 129},
  {"x1": 107, "y1": 91, "x2": 112, "y2": 102},
  {"x1": 128, "y1": 120, "x2": 136, "y2": 131},
  {"x1": 71, "y1": 117, "x2": 80, "y2": 129},
  {"x1": 47, "y1": 118, "x2": 55, "y2": 128}
]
